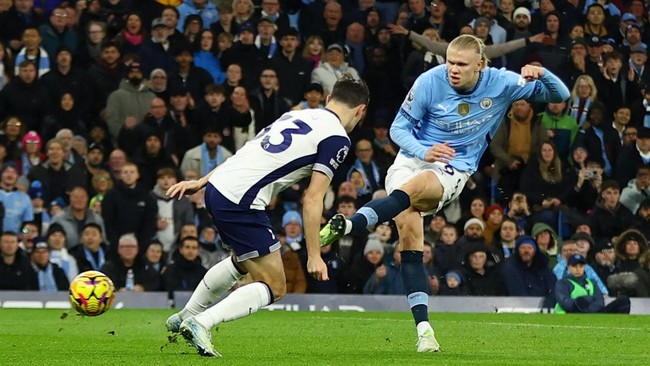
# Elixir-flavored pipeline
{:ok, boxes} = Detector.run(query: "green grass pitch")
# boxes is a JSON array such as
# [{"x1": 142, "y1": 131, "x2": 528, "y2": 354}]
[{"x1": 1, "y1": 309, "x2": 649, "y2": 365}]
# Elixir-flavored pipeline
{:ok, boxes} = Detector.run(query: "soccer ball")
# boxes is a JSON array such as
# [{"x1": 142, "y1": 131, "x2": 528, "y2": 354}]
[{"x1": 69, "y1": 270, "x2": 116, "y2": 316}]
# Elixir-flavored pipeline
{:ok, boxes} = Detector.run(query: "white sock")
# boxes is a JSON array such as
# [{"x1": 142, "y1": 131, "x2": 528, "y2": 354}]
[
  {"x1": 344, "y1": 219, "x2": 352, "y2": 235},
  {"x1": 180, "y1": 257, "x2": 244, "y2": 320},
  {"x1": 193, "y1": 282, "x2": 272, "y2": 329},
  {"x1": 416, "y1": 321, "x2": 433, "y2": 336}
]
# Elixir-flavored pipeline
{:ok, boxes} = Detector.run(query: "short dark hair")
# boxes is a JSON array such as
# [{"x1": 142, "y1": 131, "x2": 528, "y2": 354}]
[
  {"x1": 100, "y1": 40, "x2": 120, "y2": 51},
  {"x1": 83, "y1": 222, "x2": 103, "y2": 233},
  {"x1": 336, "y1": 195, "x2": 357, "y2": 207},
  {"x1": 161, "y1": 5, "x2": 180, "y2": 18},
  {"x1": 205, "y1": 83, "x2": 225, "y2": 96},
  {"x1": 18, "y1": 60, "x2": 36, "y2": 69},
  {"x1": 157, "y1": 167, "x2": 176, "y2": 179},
  {"x1": 180, "y1": 236, "x2": 200, "y2": 247},
  {"x1": 330, "y1": 74, "x2": 369, "y2": 108},
  {"x1": 1, "y1": 231, "x2": 18, "y2": 239},
  {"x1": 601, "y1": 179, "x2": 620, "y2": 192}
]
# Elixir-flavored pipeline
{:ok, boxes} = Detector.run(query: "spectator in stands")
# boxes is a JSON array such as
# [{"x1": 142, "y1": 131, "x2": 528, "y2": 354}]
[
  {"x1": 119, "y1": 97, "x2": 186, "y2": 162},
  {"x1": 554, "y1": 235, "x2": 610, "y2": 294},
  {"x1": 424, "y1": 211, "x2": 446, "y2": 245},
  {"x1": 180, "y1": 124, "x2": 232, "y2": 180},
  {"x1": 168, "y1": 44, "x2": 214, "y2": 104},
  {"x1": 438, "y1": 270, "x2": 467, "y2": 296},
  {"x1": 634, "y1": 250, "x2": 650, "y2": 296},
  {"x1": 148, "y1": 68, "x2": 168, "y2": 101},
  {"x1": 41, "y1": 45, "x2": 92, "y2": 118},
  {"x1": 250, "y1": 67, "x2": 292, "y2": 132},
  {"x1": 198, "y1": 225, "x2": 229, "y2": 269},
  {"x1": 565, "y1": 74, "x2": 598, "y2": 128},
  {"x1": 69, "y1": 223, "x2": 108, "y2": 272},
  {"x1": 433, "y1": 224, "x2": 461, "y2": 274},
  {"x1": 311, "y1": 43, "x2": 360, "y2": 96},
  {"x1": 27, "y1": 138, "x2": 86, "y2": 204},
  {"x1": 30, "y1": 239, "x2": 69, "y2": 291},
  {"x1": 0, "y1": 41, "x2": 12, "y2": 91},
  {"x1": 302, "y1": 35, "x2": 325, "y2": 70},
  {"x1": 363, "y1": 234, "x2": 405, "y2": 295},
  {"x1": 401, "y1": 28, "x2": 442, "y2": 90},
  {"x1": 144, "y1": 240, "x2": 166, "y2": 276},
  {"x1": 330, "y1": 195, "x2": 367, "y2": 264},
  {"x1": 163, "y1": 235, "x2": 206, "y2": 293},
  {"x1": 38, "y1": 6, "x2": 78, "y2": 61},
  {"x1": 613, "y1": 229, "x2": 647, "y2": 273},
  {"x1": 632, "y1": 199, "x2": 650, "y2": 239},
  {"x1": 532, "y1": 222, "x2": 559, "y2": 268},
  {"x1": 493, "y1": 218, "x2": 518, "y2": 261},
  {"x1": 589, "y1": 180, "x2": 634, "y2": 245},
  {"x1": 598, "y1": 52, "x2": 640, "y2": 115},
  {"x1": 610, "y1": 105, "x2": 632, "y2": 146},
  {"x1": 85, "y1": 143, "x2": 107, "y2": 192},
  {"x1": 46, "y1": 223, "x2": 78, "y2": 282},
  {"x1": 229, "y1": 85, "x2": 255, "y2": 150},
  {"x1": 106, "y1": 148, "x2": 126, "y2": 182},
  {"x1": 105, "y1": 59, "x2": 156, "y2": 141},
  {"x1": 102, "y1": 162, "x2": 157, "y2": 250},
  {"x1": 177, "y1": 0, "x2": 218, "y2": 31},
  {"x1": 114, "y1": 12, "x2": 147, "y2": 55},
  {"x1": 291, "y1": 83, "x2": 324, "y2": 111},
  {"x1": 456, "y1": 196, "x2": 487, "y2": 236},
  {"x1": 131, "y1": 132, "x2": 177, "y2": 190},
  {"x1": 183, "y1": 14, "x2": 203, "y2": 45},
  {"x1": 0, "y1": 117, "x2": 25, "y2": 161},
  {"x1": 151, "y1": 167, "x2": 193, "y2": 253},
  {"x1": 87, "y1": 41, "x2": 123, "y2": 116},
  {"x1": 501, "y1": 236, "x2": 556, "y2": 298},
  {"x1": 0, "y1": 231, "x2": 35, "y2": 290},
  {"x1": 482, "y1": 204, "x2": 504, "y2": 247},
  {"x1": 75, "y1": 20, "x2": 107, "y2": 68},
  {"x1": 0, "y1": 0, "x2": 44, "y2": 54},
  {"x1": 221, "y1": 24, "x2": 262, "y2": 90},
  {"x1": 614, "y1": 127, "x2": 650, "y2": 189},
  {"x1": 42, "y1": 93, "x2": 88, "y2": 145},
  {"x1": 555, "y1": 253, "x2": 630, "y2": 313},
  {"x1": 50, "y1": 186, "x2": 106, "y2": 250},
  {"x1": 591, "y1": 240, "x2": 621, "y2": 288},
  {"x1": 346, "y1": 139, "x2": 384, "y2": 205},
  {"x1": 14, "y1": 27, "x2": 50, "y2": 78},
  {"x1": 0, "y1": 61, "x2": 51, "y2": 131},
  {"x1": 281, "y1": 210, "x2": 303, "y2": 252},
  {"x1": 193, "y1": 29, "x2": 225, "y2": 85},
  {"x1": 462, "y1": 244, "x2": 506, "y2": 296},
  {"x1": 0, "y1": 162, "x2": 33, "y2": 233},
  {"x1": 255, "y1": 16, "x2": 279, "y2": 60},
  {"x1": 271, "y1": 28, "x2": 311, "y2": 107},
  {"x1": 100, "y1": 233, "x2": 160, "y2": 291},
  {"x1": 539, "y1": 101, "x2": 579, "y2": 164},
  {"x1": 565, "y1": 146, "x2": 602, "y2": 216},
  {"x1": 574, "y1": 102, "x2": 621, "y2": 178},
  {"x1": 491, "y1": 100, "x2": 548, "y2": 201},
  {"x1": 231, "y1": 0, "x2": 255, "y2": 35},
  {"x1": 210, "y1": 2, "x2": 234, "y2": 36},
  {"x1": 55, "y1": 128, "x2": 84, "y2": 168},
  {"x1": 620, "y1": 166, "x2": 650, "y2": 214}
]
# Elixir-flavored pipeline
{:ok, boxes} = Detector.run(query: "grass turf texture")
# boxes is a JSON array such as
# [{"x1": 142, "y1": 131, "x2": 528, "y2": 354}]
[{"x1": 0, "y1": 309, "x2": 648, "y2": 365}]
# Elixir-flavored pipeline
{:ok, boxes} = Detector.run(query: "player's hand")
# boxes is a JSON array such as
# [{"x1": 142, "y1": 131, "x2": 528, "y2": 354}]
[
  {"x1": 424, "y1": 142, "x2": 455, "y2": 163},
  {"x1": 521, "y1": 65, "x2": 544, "y2": 81},
  {"x1": 307, "y1": 256, "x2": 329, "y2": 281},
  {"x1": 166, "y1": 180, "x2": 204, "y2": 199}
]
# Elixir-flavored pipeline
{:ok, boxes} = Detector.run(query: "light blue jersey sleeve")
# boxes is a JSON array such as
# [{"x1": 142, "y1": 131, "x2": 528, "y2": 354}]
[
  {"x1": 390, "y1": 76, "x2": 433, "y2": 160},
  {"x1": 504, "y1": 68, "x2": 570, "y2": 104}
]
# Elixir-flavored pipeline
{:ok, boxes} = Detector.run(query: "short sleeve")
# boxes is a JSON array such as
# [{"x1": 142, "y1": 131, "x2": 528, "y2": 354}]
[{"x1": 313, "y1": 135, "x2": 351, "y2": 180}]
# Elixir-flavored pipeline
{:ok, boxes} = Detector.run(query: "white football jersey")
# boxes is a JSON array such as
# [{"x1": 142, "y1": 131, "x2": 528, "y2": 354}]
[{"x1": 209, "y1": 109, "x2": 351, "y2": 210}]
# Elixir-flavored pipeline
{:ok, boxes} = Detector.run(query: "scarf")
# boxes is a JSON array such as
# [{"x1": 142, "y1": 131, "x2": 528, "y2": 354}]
[
  {"x1": 643, "y1": 99, "x2": 650, "y2": 128},
  {"x1": 14, "y1": 47, "x2": 50, "y2": 78},
  {"x1": 568, "y1": 97, "x2": 591, "y2": 127},
  {"x1": 348, "y1": 159, "x2": 381, "y2": 196},
  {"x1": 254, "y1": 35, "x2": 278, "y2": 59},
  {"x1": 83, "y1": 246, "x2": 105, "y2": 270},
  {"x1": 33, "y1": 262, "x2": 58, "y2": 291},
  {"x1": 201, "y1": 143, "x2": 225, "y2": 176},
  {"x1": 49, "y1": 249, "x2": 70, "y2": 277},
  {"x1": 20, "y1": 152, "x2": 41, "y2": 176},
  {"x1": 124, "y1": 31, "x2": 143, "y2": 46}
]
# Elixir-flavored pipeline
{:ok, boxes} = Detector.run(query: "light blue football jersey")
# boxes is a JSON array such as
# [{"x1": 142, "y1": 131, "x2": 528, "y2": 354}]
[{"x1": 391, "y1": 65, "x2": 570, "y2": 173}]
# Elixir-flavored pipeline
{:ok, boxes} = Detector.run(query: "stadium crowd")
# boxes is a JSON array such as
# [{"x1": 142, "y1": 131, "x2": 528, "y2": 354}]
[{"x1": 0, "y1": 0, "x2": 649, "y2": 307}]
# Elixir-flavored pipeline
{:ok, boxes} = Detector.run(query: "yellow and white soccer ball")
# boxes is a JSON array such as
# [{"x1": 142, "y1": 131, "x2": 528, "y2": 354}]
[{"x1": 69, "y1": 270, "x2": 116, "y2": 316}]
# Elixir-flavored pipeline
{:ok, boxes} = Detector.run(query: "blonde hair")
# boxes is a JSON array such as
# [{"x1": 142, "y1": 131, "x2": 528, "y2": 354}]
[
  {"x1": 570, "y1": 74, "x2": 598, "y2": 101},
  {"x1": 302, "y1": 35, "x2": 325, "y2": 59},
  {"x1": 447, "y1": 34, "x2": 490, "y2": 68}
]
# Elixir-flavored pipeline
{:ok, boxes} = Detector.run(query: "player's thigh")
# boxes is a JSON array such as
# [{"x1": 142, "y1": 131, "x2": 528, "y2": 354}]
[
  {"x1": 241, "y1": 250, "x2": 287, "y2": 299},
  {"x1": 400, "y1": 171, "x2": 444, "y2": 212},
  {"x1": 394, "y1": 207, "x2": 425, "y2": 251}
]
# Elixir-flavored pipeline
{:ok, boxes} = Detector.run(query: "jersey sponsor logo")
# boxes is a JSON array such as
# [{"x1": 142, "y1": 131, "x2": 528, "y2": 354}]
[
  {"x1": 480, "y1": 98, "x2": 493, "y2": 110},
  {"x1": 458, "y1": 103, "x2": 470, "y2": 116}
]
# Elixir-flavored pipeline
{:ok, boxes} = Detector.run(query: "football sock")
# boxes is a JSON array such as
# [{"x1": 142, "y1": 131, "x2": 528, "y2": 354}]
[
  {"x1": 180, "y1": 256, "x2": 245, "y2": 320},
  {"x1": 401, "y1": 251, "x2": 430, "y2": 332},
  {"x1": 194, "y1": 281, "x2": 274, "y2": 329},
  {"x1": 347, "y1": 190, "x2": 411, "y2": 234}
]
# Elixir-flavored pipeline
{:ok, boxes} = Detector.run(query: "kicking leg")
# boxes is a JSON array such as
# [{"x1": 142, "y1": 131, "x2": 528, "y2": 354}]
[
  {"x1": 166, "y1": 256, "x2": 246, "y2": 333},
  {"x1": 320, "y1": 171, "x2": 442, "y2": 245},
  {"x1": 180, "y1": 250, "x2": 286, "y2": 356}
]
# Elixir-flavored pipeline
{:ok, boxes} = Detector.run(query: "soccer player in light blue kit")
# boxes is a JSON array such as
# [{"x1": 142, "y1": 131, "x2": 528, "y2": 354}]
[{"x1": 320, "y1": 34, "x2": 571, "y2": 352}]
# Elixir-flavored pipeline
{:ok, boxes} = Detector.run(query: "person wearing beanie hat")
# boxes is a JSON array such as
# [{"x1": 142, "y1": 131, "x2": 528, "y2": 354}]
[
  {"x1": 463, "y1": 243, "x2": 505, "y2": 296},
  {"x1": 282, "y1": 210, "x2": 304, "y2": 252},
  {"x1": 555, "y1": 253, "x2": 630, "y2": 314},
  {"x1": 501, "y1": 236, "x2": 556, "y2": 297},
  {"x1": 513, "y1": 7, "x2": 531, "y2": 24},
  {"x1": 482, "y1": 204, "x2": 504, "y2": 246},
  {"x1": 19, "y1": 130, "x2": 46, "y2": 177},
  {"x1": 46, "y1": 223, "x2": 79, "y2": 282},
  {"x1": 363, "y1": 234, "x2": 406, "y2": 295},
  {"x1": 438, "y1": 270, "x2": 468, "y2": 296}
]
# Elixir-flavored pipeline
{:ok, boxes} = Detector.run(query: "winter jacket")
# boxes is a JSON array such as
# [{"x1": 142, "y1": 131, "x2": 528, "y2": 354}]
[
  {"x1": 554, "y1": 275, "x2": 605, "y2": 313},
  {"x1": 163, "y1": 256, "x2": 207, "y2": 293},
  {"x1": 179, "y1": 143, "x2": 233, "y2": 179},
  {"x1": 27, "y1": 160, "x2": 87, "y2": 205},
  {"x1": 101, "y1": 183, "x2": 157, "y2": 249},
  {"x1": 311, "y1": 61, "x2": 360, "y2": 96},
  {"x1": 50, "y1": 207, "x2": 107, "y2": 250},
  {"x1": 539, "y1": 111, "x2": 579, "y2": 163},
  {"x1": 150, "y1": 185, "x2": 194, "y2": 252},
  {"x1": 363, "y1": 264, "x2": 405, "y2": 295},
  {"x1": 105, "y1": 80, "x2": 156, "y2": 140},
  {"x1": 589, "y1": 202, "x2": 634, "y2": 244},
  {"x1": 501, "y1": 238, "x2": 556, "y2": 297},
  {"x1": 620, "y1": 178, "x2": 650, "y2": 214}
]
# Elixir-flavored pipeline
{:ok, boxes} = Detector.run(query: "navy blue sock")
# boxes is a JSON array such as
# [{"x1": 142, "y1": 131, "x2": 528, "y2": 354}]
[
  {"x1": 401, "y1": 251, "x2": 429, "y2": 325},
  {"x1": 349, "y1": 190, "x2": 411, "y2": 234}
]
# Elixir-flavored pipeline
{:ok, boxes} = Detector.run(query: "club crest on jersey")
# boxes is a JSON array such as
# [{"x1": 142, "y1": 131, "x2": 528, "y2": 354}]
[
  {"x1": 458, "y1": 103, "x2": 470, "y2": 116},
  {"x1": 480, "y1": 98, "x2": 493, "y2": 110}
]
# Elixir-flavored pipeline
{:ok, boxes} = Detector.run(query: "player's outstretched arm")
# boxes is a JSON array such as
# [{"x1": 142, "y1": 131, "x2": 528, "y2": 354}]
[
  {"x1": 166, "y1": 166, "x2": 220, "y2": 199},
  {"x1": 302, "y1": 171, "x2": 331, "y2": 282},
  {"x1": 521, "y1": 65, "x2": 570, "y2": 102}
]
